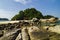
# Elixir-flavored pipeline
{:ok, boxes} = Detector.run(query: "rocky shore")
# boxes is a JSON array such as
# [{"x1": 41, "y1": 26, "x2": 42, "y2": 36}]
[{"x1": 0, "y1": 18, "x2": 60, "y2": 40}]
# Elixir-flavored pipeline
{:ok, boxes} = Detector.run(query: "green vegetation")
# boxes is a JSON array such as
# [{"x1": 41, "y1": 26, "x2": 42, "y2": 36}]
[
  {"x1": 11, "y1": 11, "x2": 24, "y2": 20},
  {"x1": 43, "y1": 15, "x2": 58, "y2": 19},
  {"x1": 43, "y1": 15, "x2": 54, "y2": 19},
  {"x1": 11, "y1": 8, "x2": 58, "y2": 20},
  {"x1": 11, "y1": 8, "x2": 43, "y2": 20}
]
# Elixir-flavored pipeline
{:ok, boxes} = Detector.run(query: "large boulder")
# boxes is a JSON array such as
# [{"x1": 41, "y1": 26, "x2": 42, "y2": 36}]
[
  {"x1": 28, "y1": 26, "x2": 49, "y2": 40},
  {"x1": 22, "y1": 27, "x2": 29, "y2": 40},
  {"x1": 32, "y1": 18, "x2": 38, "y2": 22}
]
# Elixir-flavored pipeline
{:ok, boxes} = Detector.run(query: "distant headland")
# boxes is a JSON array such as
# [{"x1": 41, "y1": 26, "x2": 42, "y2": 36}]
[{"x1": 0, "y1": 18, "x2": 9, "y2": 21}]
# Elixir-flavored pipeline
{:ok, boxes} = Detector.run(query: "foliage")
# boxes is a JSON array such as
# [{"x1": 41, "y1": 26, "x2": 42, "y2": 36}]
[
  {"x1": 43, "y1": 15, "x2": 58, "y2": 19},
  {"x1": 11, "y1": 8, "x2": 43, "y2": 20},
  {"x1": 11, "y1": 11, "x2": 24, "y2": 20},
  {"x1": 11, "y1": 8, "x2": 58, "y2": 20}
]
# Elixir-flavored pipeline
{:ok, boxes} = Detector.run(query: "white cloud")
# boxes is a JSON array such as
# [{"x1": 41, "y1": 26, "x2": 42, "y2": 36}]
[
  {"x1": 0, "y1": 9, "x2": 17, "y2": 20},
  {"x1": 14, "y1": 0, "x2": 32, "y2": 5},
  {"x1": 14, "y1": 0, "x2": 56, "y2": 5}
]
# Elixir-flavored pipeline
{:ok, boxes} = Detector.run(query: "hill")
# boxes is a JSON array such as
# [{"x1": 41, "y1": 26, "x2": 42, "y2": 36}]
[
  {"x1": 11, "y1": 8, "x2": 58, "y2": 20},
  {"x1": 0, "y1": 18, "x2": 9, "y2": 21}
]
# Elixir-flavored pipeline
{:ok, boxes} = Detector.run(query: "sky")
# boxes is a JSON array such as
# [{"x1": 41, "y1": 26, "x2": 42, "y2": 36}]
[{"x1": 0, "y1": 0, "x2": 60, "y2": 20}]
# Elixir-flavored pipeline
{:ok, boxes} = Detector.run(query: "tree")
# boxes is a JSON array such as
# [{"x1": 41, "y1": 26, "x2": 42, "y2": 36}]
[
  {"x1": 43, "y1": 15, "x2": 55, "y2": 19},
  {"x1": 11, "y1": 8, "x2": 58, "y2": 20},
  {"x1": 11, "y1": 11, "x2": 24, "y2": 20},
  {"x1": 11, "y1": 8, "x2": 43, "y2": 20},
  {"x1": 43, "y1": 15, "x2": 58, "y2": 20}
]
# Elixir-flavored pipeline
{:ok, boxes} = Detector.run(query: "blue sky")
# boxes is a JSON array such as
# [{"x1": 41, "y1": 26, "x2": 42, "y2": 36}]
[{"x1": 0, "y1": 0, "x2": 60, "y2": 20}]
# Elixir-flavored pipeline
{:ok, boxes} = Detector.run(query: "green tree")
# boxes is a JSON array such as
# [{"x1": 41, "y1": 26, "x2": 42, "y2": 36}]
[
  {"x1": 11, "y1": 8, "x2": 43, "y2": 20},
  {"x1": 43, "y1": 15, "x2": 55, "y2": 19},
  {"x1": 43, "y1": 15, "x2": 58, "y2": 20},
  {"x1": 11, "y1": 11, "x2": 24, "y2": 20},
  {"x1": 23, "y1": 8, "x2": 43, "y2": 19}
]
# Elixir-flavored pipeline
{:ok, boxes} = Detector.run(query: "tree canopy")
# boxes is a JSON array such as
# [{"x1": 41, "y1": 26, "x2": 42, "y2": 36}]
[
  {"x1": 43, "y1": 15, "x2": 54, "y2": 19},
  {"x1": 43, "y1": 15, "x2": 58, "y2": 19},
  {"x1": 11, "y1": 8, "x2": 58, "y2": 20},
  {"x1": 11, "y1": 8, "x2": 43, "y2": 20}
]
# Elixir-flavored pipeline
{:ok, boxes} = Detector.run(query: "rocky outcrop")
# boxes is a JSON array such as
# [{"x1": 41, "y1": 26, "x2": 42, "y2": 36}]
[
  {"x1": 22, "y1": 27, "x2": 30, "y2": 40},
  {"x1": 15, "y1": 33, "x2": 22, "y2": 40},
  {"x1": 0, "y1": 29, "x2": 21, "y2": 40},
  {"x1": 0, "y1": 18, "x2": 60, "y2": 40}
]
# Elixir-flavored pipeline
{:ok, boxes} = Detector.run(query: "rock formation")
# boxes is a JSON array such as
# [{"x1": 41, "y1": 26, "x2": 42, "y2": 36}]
[{"x1": 0, "y1": 18, "x2": 60, "y2": 40}]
